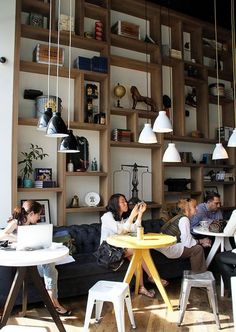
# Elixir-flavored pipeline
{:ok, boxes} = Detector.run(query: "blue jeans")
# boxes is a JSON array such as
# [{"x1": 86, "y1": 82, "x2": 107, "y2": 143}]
[{"x1": 37, "y1": 263, "x2": 58, "y2": 298}]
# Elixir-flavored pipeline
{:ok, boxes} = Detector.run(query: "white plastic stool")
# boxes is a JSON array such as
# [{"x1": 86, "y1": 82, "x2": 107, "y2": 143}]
[
  {"x1": 83, "y1": 280, "x2": 136, "y2": 332},
  {"x1": 231, "y1": 276, "x2": 236, "y2": 332},
  {"x1": 178, "y1": 270, "x2": 220, "y2": 329},
  {"x1": 0, "y1": 326, "x2": 47, "y2": 331}
]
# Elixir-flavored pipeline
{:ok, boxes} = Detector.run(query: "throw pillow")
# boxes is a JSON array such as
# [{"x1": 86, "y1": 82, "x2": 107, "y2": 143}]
[{"x1": 53, "y1": 229, "x2": 77, "y2": 255}]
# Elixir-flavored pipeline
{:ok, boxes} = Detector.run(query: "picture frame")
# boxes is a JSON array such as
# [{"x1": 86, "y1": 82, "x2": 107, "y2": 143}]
[{"x1": 21, "y1": 199, "x2": 51, "y2": 224}]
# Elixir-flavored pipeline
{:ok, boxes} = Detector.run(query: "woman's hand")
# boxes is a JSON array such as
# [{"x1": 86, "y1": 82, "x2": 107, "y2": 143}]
[
  {"x1": 130, "y1": 204, "x2": 139, "y2": 219},
  {"x1": 138, "y1": 202, "x2": 147, "y2": 214},
  {"x1": 199, "y1": 237, "x2": 211, "y2": 248}
]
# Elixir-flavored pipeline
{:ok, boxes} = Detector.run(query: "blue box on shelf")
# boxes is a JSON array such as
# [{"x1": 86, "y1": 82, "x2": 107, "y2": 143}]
[
  {"x1": 74, "y1": 56, "x2": 91, "y2": 70},
  {"x1": 91, "y1": 56, "x2": 108, "y2": 73}
]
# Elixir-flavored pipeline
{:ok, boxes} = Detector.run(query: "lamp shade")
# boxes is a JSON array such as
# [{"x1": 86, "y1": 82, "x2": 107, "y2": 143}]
[
  {"x1": 227, "y1": 128, "x2": 236, "y2": 147},
  {"x1": 212, "y1": 143, "x2": 228, "y2": 160},
  {"x1": 58, "y1": 130, "x2": 80, "y2": 153},
  {"x1": 45, "y1": 112, "x2": 68, "y2": 137},
  {"x1": 153, "y1": 111, "x2": 173, "y2": 133},
  {"x1": 138, "y1": 123, "x2": 157, "y2": 143},
  {"x1": 162, "y1": 143, "x2": 181, "y2": 162},
  {"x1": 37, "y1": 107, "x2": 53, "y2": 131}
]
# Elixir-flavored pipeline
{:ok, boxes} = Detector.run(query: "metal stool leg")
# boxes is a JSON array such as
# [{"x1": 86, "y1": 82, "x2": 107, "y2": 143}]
[
  {"x1": 125, "y1": 291, "x2": 136, "y2": 329},
  {"x1": 178, "y1": 280, "x2": 192, "y2": 326},
  {"x1": 113, "y1": 298, "x2": 125, "y2": 332},
  {"x1": 207, "y1": 284, "x2": 221, "y2": 329},
  {"x1": 95, "y1": 300, "x2": 104, "y2": 322},
  {"x1": 83, "y1": 294, "x2": 95, "y2": 332}
]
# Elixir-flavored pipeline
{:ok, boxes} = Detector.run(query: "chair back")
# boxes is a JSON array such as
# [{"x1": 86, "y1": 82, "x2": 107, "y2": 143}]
[{"x1": 223, "y1": 209, "x2": 236, "y2": 236}]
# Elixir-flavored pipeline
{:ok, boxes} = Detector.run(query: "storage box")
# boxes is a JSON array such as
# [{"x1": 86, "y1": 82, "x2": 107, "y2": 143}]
[
  {"x1": 74, "y1": 56, "x2": 91, "y2": 70},
  {"x1": 91, "y1": 56, "x2": 108, "y2": 73},
  {"x1": 111, "y1": 20, "x2": 140, "y2": 40},
  {"x1": 33, "y1": 44, "x2": 64, "y2": 66}
]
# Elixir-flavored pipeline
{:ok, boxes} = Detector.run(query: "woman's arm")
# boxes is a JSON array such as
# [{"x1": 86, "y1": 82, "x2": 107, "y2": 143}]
[
  {"x1": 0, "y1": 219, "x2": 17, "y2": 241},
  {"x1": 179, "y1": 216, "x2": 197, "y2": 248}
]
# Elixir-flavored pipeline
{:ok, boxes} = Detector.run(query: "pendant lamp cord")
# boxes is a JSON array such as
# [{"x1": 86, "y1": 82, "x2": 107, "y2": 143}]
[
  {"x1": 145, "y1": 0, "x2": 149, "y2": 123},
  {"x1": 56, "y1": 0, "x2": 61, "y2": 114},
  {"x1": 68, "y1": 0, "x2": 72, "y2": 130},
  {"x1": 168, "y1": 0, "x2": 173, "y2": 142},
  {"x1": 47, "y1": 0, "x2": 52, "y2": 104},
  {"x1": 231, "y1": 0, "x2": 236, "y2": 127},
  {"x1": 214, "y1": 0, "x2": 221, "y2": 143}
]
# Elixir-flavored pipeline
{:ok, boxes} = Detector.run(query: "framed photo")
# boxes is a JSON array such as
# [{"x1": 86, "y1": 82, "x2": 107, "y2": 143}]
[
  {"x1": 204, "y1": 186, "x2": 219, "y2": 199},
  {"x1": 21, "y1": 199, "x2": 51, "y2": 224}
]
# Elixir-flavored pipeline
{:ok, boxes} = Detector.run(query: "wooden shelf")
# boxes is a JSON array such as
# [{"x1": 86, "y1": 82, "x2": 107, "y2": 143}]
[
  {"x1": 66, "y1": 171, "x2": 107, "y2": 176},
  {"x1": 204, "y1": 181, "x2": 235, "y2": 186},
  {"x1": 164, "y1": 191, "x2": 202, "y2": 196},
  {"x1": 110, "y1": 55, "x2": 159, "y2": 72},
  {"x1": 110, "y1": 107, "x2": 157, "y2": 119},
  {"x1": 85, "y1": 2, "x2": 108, "y2": 18},
  {"x1": 18, "y1": 187, "x2": 63, "y2": 192},
  {"x1": 164, "y1": 162, "x2": 199, "y2": 168},
  {"x1": 66, "y1": 206, "x2": 106, "y2": 213},
  {"x1": 208, "y1": 95, "x2": 233, "y2": 106},
  {"x1": 22, "y1": 0, "x2": 50, "y2": 16},
  {"x1": 164, "y1": 134, "x2": 217, "y2": 144},
  {"x1": 111, "y1": 34, "x2": 159, "y2": 55},
  {"x1": 110, "y1": 141, "x2": 161, "y2": 149}
]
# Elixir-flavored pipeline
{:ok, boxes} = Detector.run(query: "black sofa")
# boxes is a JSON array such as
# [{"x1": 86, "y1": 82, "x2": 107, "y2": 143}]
[{"x1": 0, "y1": 219, "x2": 190, "y2": 307}]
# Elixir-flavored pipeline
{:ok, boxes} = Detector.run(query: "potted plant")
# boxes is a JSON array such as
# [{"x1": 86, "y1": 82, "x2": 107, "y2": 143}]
[{"x1": 18, "y1": 143, "x2": 49, "y2": 188}]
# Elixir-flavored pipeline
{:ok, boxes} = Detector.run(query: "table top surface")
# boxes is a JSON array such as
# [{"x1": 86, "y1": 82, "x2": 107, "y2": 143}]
[
  {"x1": 193, "y1": 226, "x2": 234, "y2": 237},
  {"x1": 0, "y1": 244, "x2": 69, "y2": 267},
  {"x1": 107, "y1": 233, "x2": 176, "y2": 249}
]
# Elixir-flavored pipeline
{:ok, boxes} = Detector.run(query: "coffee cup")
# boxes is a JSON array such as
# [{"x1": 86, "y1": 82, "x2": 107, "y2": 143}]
[{"x1": 200, "y1": 220, "x2": 209, "y2": 230}]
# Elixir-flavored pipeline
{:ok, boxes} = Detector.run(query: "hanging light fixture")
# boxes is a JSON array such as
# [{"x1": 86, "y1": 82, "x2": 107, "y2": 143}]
[
  {"x1": 162, "y1": 3, "x2": 180, "y2": 162},
  {"x1": 227, "y1": 0, "x2": 236, "y2": 147},
  {"x1": 37, "y1": 0, "x2": 53, "y2": 131},
  {"x1": 212, "y1": 0, "x2": 228, "y2": 159},
  {"x1": 138, "y1": 0, "x2": 157, "y2": 144},
  {"x1": 46, "y1": 0, "x2": 68, "y2": 138},
  {"x1": 59, "y1": 0, "x2": 79, "y2": 153}
]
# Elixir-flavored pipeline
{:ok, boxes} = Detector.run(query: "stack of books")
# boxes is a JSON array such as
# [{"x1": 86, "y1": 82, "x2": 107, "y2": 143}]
[{"x1": 111, "y1": 129, "x2": 132, "y2": 142}]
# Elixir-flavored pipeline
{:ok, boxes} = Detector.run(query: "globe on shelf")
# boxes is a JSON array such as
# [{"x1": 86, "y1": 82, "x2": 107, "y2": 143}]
[{"x1": 114, "y1": 83, "x2": 126, "y2": 108}]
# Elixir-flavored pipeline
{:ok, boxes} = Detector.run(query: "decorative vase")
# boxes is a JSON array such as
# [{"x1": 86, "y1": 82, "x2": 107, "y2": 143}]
[{"x1": 23, "y1": 178, "x2": 33, "y2": 188}]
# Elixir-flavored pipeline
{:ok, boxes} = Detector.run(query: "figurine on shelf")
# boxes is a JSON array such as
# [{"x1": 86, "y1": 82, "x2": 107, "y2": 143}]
[
  {"x1": 130, "y1": 86, "x2": 157, "y2": 112},
  {"x1": 69, "y1": 195, "x2": 79, "y2": 208},
  {"x1": 91, "y1": 157, "x2": 98, "y2": 171},
  {"x1": 114, "y1": 83, "x2": 126, "y2": 108}
]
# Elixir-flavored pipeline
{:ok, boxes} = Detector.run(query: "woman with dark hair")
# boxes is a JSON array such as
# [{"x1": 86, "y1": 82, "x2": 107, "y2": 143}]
[
  {"x1": 100, "y1": 193, "x2": 167, "y2": 298},
  {"x1": 0, "y1": 200, "x2": 71, "y2": 316}
]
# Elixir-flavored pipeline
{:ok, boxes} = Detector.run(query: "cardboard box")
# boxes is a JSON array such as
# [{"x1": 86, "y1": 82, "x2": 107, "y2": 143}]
[
  {"x1": 33, "y1": 44, "x2": 64, "y2": 66},
  {"x1": 111, "y1": 20, "x2": 140, "y2": 40}
]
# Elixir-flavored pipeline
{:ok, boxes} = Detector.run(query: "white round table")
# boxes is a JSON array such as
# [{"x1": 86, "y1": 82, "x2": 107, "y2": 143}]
[
  {"x1": 193, "y1": 226, "x2": 233, "y2": 296},
  {"x1": 0, "y1": 246, "x2": 69, "y2": 332}
]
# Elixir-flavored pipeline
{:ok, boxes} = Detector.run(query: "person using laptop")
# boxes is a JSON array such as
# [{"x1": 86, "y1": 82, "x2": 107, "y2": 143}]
[
  {"x1": 0, "y1": 200, "x2": 71, "y2": 316},
  {"x1": 190, "y1": 192, "x2": 223, "y2": 233}
]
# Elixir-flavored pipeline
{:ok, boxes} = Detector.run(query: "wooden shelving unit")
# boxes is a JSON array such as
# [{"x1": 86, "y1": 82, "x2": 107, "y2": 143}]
[{"x1": 15, "y1": 0, "x2": 235, "y2": 225}]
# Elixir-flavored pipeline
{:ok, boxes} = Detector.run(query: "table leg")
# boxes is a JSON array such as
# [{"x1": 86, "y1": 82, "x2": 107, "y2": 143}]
[
  {"x1": 123, "y1": 249, "x2": 142, "y2": 294},
  {"x1": 28, "y1": 266, "x2": 66, "y2": 332},
  {"x1": 142, "y1": 249, "x2": 173, "y2": 311},
  {"x1": 0, "y1": 267, "x2": 27, "y2": 328},
  {"x1": 205, "y1": 237, "x2": 221, "y2": 267}
]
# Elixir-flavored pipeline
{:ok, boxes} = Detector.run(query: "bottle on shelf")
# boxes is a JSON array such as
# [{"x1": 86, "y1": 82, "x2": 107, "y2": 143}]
[{"x1": 67, "y1": 160, "x2": 74, "y2": 172}]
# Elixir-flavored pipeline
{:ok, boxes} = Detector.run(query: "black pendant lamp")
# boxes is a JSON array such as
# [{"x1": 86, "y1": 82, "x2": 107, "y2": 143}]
[
  {"x1": 37, "y1": 107, "x2": 53, "y2": 131},
  {"x1": 58, "y1": 0, "x2": 79, "y2": 152},
  {"x1": 45, "y1": 0, "x2": 68, "y2": 138},
  {"x1": 59, "y1": 130, "x2": 79, "y2": 153}
]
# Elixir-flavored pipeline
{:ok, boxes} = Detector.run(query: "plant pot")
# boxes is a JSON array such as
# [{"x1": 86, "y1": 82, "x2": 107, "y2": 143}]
[{"x1": 23, "y1": 178, "x2": 33, "y2": 188}]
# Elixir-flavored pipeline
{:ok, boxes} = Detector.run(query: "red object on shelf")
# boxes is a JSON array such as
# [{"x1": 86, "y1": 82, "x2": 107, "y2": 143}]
[{"x1": 95, "y1": 21, "x2": 103, "y2": 41}]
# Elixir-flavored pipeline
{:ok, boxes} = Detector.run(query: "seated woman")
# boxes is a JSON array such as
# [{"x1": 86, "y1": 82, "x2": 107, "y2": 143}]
[
  {"x1": 157, "y1": 198, "x2": 211, "y2": 273},
  {"x1": 215, "y1": 249, "x2": 236, "y2": 296},
  {"x1": 100, "y1": 193, "x2": 168, "y2": 298},
  {"x1": 0, "y1": 200, "x2": 71, "y2": 316}
]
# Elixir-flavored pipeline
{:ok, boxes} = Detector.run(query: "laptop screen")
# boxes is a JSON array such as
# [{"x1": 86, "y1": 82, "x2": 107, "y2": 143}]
[{"x1": 17, "y1": 224, "x2": 53, "y2": 250}]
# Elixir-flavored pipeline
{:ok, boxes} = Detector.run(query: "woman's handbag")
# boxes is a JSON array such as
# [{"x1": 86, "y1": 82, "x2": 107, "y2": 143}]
[
  {"x1": 208, "y1": 220, "x2": 227, "y2": 233},
  {"x1": 94, "y1": 241, "x2": 125, "y2": 271}
]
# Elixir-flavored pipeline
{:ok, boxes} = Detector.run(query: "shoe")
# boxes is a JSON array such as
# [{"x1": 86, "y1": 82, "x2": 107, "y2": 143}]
[
  {"x1": 138, "y1": 286, "x2": 155, "y2": 298},
  {"x1": 148, "y1": 276, "x2": 169, "y2": 287},
  {"x1": 55, "y1": 307, "x2": 72, "y2": 316}
]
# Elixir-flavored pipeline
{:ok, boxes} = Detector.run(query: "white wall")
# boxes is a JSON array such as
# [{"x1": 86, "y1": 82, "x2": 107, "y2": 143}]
[{"x1": 0, "y1": 0, "x2": 16, "y2": 227}]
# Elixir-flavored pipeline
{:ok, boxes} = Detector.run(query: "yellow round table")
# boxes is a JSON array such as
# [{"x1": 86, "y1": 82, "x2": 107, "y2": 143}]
[{"x1": 107, "y1": 233, "x2": 176, "y2": 311}]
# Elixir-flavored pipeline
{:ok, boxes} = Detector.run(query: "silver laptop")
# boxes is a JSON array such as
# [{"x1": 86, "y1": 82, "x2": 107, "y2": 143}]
[{"x1": 17, "y1": 224, "x2": 53, "y2": 250}]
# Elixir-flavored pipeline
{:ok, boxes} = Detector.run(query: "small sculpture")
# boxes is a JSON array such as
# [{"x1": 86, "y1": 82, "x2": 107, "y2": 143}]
[
  {"x1": 114, "y1": 83, "x2": 126, "y2": 108},
  {"x1": 130, "y1": 86, "x2": 157, "y2": 112}
]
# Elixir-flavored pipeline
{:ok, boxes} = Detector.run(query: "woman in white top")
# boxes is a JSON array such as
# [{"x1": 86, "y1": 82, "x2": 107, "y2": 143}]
[
  {"x1": 101, "y1": 193, "x2": 167, "y2": 298},
  {"x1": 0, "y1": 200, "x2": 71, "y2": 316},
  {"x1": 158, "y1": 198, "x2": 211, "y2": 273}
]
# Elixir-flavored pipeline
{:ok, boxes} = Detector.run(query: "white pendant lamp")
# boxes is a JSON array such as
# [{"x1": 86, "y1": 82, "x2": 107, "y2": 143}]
[
  {"x1": 212, "y1": 143, "x2": 229, "y2": 160},
  {"x1": 153, "y1": 111, "x2": 173, "y2": 133},
  {"x1": 139, "y1": 123, "x2": 157, "y2": 143},
  {"x1": 138, "y1": 0, "x2": 157, "y2": 144},
  {"x1": 228, "y1": 0, "x2": 236, "y2": 147},
  {"x1": 162, "y1": 143, "x2": 181, "y2": 162},
  {"x1": 212, "y1": 0, "x2": 228, "y2": 160}
]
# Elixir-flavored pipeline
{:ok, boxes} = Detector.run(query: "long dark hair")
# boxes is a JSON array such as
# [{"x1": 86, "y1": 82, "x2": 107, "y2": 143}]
[
  {"x1": 106, "y1": 193, "x2": 130, "y2": 221},
  {"x1": 9, "y1": 200, "x2": 42, "y2": 225}
]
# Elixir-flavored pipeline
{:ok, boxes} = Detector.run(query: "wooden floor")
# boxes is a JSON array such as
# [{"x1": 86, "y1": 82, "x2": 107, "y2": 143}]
[{"x1": 6, "y1": 278, "x2": 234, "y2": 332}]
